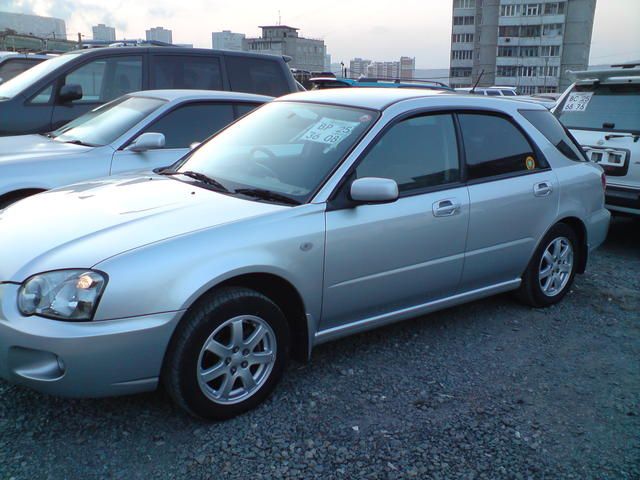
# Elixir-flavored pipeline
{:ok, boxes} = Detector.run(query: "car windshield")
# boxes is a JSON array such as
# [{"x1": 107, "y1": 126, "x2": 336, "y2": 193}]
[
  {"x1": 176, "y1": 101, "x2": 378, "y2": 203},
  {"x1": 50, "y1": 95, "x2": 167, "y2": 146},
  {"x1": 555, "y1": 83, "x2": 640, "y2": 134},
  {"x1": 0, "y1": 53, "x2": 80, "y2": 99}
]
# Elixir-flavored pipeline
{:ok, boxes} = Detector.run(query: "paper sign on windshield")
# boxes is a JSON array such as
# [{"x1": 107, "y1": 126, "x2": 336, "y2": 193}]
[
  {"x1": 300, "y1": 118, "x2": 360, "y2": 146},
  {"x1": 562, "y1": 92, "x2": 594, "y2": 112}
]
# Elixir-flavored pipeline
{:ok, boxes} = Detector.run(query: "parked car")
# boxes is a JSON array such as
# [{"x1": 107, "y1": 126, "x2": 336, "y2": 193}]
[
  {"x1": 0, "y1": 52, "x2": 53, "y2": 85},
  {"x1": 455, "y1": 86, "x2": 518, "y2": 96},
  {"x1": 311, "y1": 76, "x2": 454, "y2": 92},
  {"x1": 0, "y1": 89, "x2": 609, "y2": 419},
  {"x1": 0, "y1": 90, "x2": 270, "y2": 208},
  {"x1": 0, "y1": 46, "x2": 297, "y2": 136},
  {"x1": 554, "y1": 62, "x2": 640, "y2": 217}
]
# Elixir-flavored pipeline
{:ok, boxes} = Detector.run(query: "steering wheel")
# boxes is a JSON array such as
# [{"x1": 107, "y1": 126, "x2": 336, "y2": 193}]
[{"x1": 249, "y1": 147, "x2": 279, "y2": 179}]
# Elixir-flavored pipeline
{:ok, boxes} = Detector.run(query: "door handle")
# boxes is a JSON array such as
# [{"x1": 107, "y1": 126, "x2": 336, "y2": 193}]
[
  {"x1": 432, "y1": 199, "x2": 460, "y2": 217},
  {"x1": 533, "y1": 181, "x2": 553, "y2": 197}
]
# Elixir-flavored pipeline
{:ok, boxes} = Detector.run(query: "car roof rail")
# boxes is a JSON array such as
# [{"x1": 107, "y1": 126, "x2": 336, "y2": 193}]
[{"x1": 356, "y1": 76, "x2": 450, "y2": 88}]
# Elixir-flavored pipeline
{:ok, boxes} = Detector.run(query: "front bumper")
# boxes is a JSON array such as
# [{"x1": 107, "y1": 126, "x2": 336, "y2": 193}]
[
  {"x1": 0, "y1": 283, "x2": 183, "y2": 397},
  {"x1": 605, "y1": 184, "x2": 640, "y2": 216}
]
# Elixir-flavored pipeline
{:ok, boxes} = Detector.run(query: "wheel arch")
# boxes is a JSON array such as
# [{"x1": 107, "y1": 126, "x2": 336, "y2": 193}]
[
  {"x1": 556, "y1": 216, "x2": 588, "y2": 273},
  {"x1": 176, "y1": 272, "x2": 311, "y2": 362}
]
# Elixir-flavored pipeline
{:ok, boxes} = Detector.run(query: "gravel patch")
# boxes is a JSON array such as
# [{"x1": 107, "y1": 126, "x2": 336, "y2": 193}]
[{"x1": 1, "y1": 217, "x2": 638, "y2": 479}]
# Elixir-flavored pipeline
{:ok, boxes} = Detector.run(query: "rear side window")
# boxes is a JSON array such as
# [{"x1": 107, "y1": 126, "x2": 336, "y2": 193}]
[
  {"x1": 141, "y1": 103, "x2": 234, "y2": 148},
  {"x1": 459, "y1": 113, "x2": 546, "y2": 180},
  {"x1": 520, "y1": 109, "x2": 587, "y2": 162},
  {"x1": 226, "y1": 56, "x2": 289, "y2": 97},
  {"x1": 152, "y1": 55, "x2": 223, "y2": 90}
]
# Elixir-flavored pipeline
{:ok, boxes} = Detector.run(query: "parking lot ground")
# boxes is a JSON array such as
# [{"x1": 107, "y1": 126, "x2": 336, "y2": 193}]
[{"x1": 0, "y1": 218, "x2": 638, "y2": 479}]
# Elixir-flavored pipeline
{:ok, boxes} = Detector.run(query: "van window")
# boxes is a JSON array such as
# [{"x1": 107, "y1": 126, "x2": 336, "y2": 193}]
[
  {"x1": 152, "y1": 55, "x2": 223, "y2": 90},
  {"x1": 226, "y1": 56, "x2": 289, "y2": 97},
  {"x1": 64, "y1": 56, "x2": 142, "y2": 103}
]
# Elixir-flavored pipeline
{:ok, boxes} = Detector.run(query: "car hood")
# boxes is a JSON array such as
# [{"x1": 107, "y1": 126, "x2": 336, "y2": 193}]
[
  {"x1": 0, "y1": 134, "x2": 92, "y2": 164},
  {"x1": 0, "y1": 174, "x2": 286, "y2": 282}
]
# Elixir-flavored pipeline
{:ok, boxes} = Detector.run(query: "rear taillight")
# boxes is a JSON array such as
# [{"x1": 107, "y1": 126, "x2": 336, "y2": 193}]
[{"x1": 601, "y1": 172, "x2": 607, "y2": 190}]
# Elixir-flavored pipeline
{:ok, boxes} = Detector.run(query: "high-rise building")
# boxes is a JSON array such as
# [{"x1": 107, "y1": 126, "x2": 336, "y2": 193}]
[
  {"x1": 350, "y1": 57, "x2": 415, "y2": 80},
  {"x1": 0, "y1": 11, "x2": 65, "y2": 39},
  {"x1": 212, "y1": 30, "x2": 245, "y2": 51},
  {"x1": 92, "y1": 24, "x2": 115, "y2": 42},
  {"x1": 449, "y1": 0, "x2": 597, "y2": 93},
  {"x1": 245, "y1": 25, "x2": 326, "y2": 72},
  {"x1": 145, "y1": 26, "x2": 172, "y2": 44},
  {"x1": 349, "y1": 58, "x2": 371, "y2": 78}
]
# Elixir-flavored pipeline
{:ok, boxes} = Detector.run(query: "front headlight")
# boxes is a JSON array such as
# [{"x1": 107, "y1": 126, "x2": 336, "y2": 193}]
[{"x1": 18, "y1": 270, "x2": 107, "y2": 321}]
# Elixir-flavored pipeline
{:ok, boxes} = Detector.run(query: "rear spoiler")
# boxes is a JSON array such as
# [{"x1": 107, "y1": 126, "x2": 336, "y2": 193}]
[{"x1": 282, "y1": 55, "x2": 292, "y2": 63}]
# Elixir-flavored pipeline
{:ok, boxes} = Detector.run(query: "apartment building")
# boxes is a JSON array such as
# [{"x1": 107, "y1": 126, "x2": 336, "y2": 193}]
[
  {"x1": 145, "y1": 26, "x2": 173, "y2": 44},
  {"x1": 349, "y1": 56, "x2": 416, "y2": 80},
  {"x1": 212, "y1": 30, "x2": 245, "y2": 51},
  {"x1": 92, "y1": 24, "x2": 115, "y2": 42},
  {"x1": 449, "y1": 0, "x2": 596, "y2": 93}
]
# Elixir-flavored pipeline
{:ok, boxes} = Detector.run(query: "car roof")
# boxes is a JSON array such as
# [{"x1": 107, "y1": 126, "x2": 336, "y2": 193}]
[
  {"x1": 276, "y1": 88, "x2": 453, "y2": 110},
  {"x1": 127, "y1": 89, "x2": 273, "y2": 103},
  {"x1": 277, "y1": 88, "x2": 549, "y2": 113},
  {"x1": 63, "y1": 46, "x2": 287, "y2": 62}
]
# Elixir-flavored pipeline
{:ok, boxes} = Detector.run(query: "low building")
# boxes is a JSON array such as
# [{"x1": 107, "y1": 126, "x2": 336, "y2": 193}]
[
  {"x1": 212, "y1": 30, "x2": 245, "y2": 51},
  {"x1": 0, "y1": 11, "x2": 65, "y2": 39},
  {"x1": 145, "y1": 26, "x2": 172, "y2": 44},
  {"x1": 92, "y1": 24, "x2": 115, "y2": 42},
  {"x1": 245, "y1": 25, "x2": 326, "y2": 72}
]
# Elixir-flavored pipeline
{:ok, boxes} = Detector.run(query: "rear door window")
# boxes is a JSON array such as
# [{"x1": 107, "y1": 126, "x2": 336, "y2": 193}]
[
  {"x1": 458, "y1": 113, "x2": 546, "y2": 180},
  {"x1": 64, "y1": 56, "x2": 142, "y2": 103},
  {"x1": 152, "y1": 55, "x2": 223, "y2": 90},
  {"x1": 520, "y1": 109, "x2": 587, "y2": 162},
  {"x1": 226, "y1": 56, "x2": 289, "y2": 97},
  {"x1": 140, "y1": 102, "x2": 235, "y2": 148}
]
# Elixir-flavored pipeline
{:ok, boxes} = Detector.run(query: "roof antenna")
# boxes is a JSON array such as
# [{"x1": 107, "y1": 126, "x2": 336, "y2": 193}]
[{"x1": 471, "y1": 69, "x2": 484, "y2": 93}]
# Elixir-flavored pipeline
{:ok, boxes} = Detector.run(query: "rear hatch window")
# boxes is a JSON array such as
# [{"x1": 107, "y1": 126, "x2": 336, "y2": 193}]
[
  {"x1": 555, "y1": 83, "x2": 640, "y2": 134},
  {"x1": 226, "y1": 56, "x2": 290, "y2": 97}
]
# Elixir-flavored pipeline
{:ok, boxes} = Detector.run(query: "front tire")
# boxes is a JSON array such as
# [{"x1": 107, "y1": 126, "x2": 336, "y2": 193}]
[
  {"x1": 163, "y1": 287, "x2": 290, "y2": 420},
  {"x1": 516, "y1": 223, "x2": 578, "y2": 308}
]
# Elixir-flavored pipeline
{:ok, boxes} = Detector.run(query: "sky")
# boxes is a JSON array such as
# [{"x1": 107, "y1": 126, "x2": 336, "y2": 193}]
[{"x1": 1, "y1": 0, "x2": 639, "y2": 68}]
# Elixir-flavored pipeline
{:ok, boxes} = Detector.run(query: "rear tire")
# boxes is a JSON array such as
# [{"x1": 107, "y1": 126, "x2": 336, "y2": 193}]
[
  {"x1": 162, "y1": 287, "x2": 290, "y2": 420},
  {"x1": 516, "y1": 223, "x2": 578, "y2": 308}
]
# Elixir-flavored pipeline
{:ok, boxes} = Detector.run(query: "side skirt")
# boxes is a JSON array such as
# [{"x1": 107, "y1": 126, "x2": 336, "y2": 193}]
[{"x1": 313, "y1": 279, "x2": 521, "y2": 345}]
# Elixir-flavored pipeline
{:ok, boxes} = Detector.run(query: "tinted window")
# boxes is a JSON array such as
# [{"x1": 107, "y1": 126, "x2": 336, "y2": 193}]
[
  {"x1": 64, "y1": 56, "x2": 142, "y2": 103},
  {"x1": 152, "y1": 55, "x2": 222, "y2": 90},
  {"x1": 0, "y1": 53, "x2": 80, "y2": 99},
  {"x1": 459, "y1": 114, "x2": 542, "y2": 180},
  {"x1": 0, "y1": 58, "x2": 41, "y2": 82},
  {"x1": 142, "y1": 103, "x2": 234, "y2": 149},
  {"x1": 226, "y1": 56, "x2": 289, "y2": 96},
  {"x1": 235, "y1": 103, "x2": 261, "y2": 117},
  {"x1": 520, "y1": 109, "x2": 586, "y2": 162},
  {"x1": 357, "y1": 114, "x2": 460, "y2": 193}
]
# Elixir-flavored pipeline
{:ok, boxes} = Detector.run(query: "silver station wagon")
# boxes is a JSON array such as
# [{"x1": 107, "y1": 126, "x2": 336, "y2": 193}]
[{"x1": 0, "y1": 89, "x2": 610, "y2": 419}]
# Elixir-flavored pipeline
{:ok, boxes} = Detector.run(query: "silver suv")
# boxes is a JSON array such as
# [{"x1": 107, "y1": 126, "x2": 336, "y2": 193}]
[
  {"x1": 555, "y1": 63, "x2": 640, "y2": 217},
  {"x1": 0, "y1": 89, "x2": 610, "y2": 419}
]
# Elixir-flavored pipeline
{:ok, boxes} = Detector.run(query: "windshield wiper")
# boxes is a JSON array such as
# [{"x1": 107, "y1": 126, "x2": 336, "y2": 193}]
[
  {"x1": 604, "y1": 133, "x2": 640, "y2": 143},
  {"x1": 234, "y1": 188, "x2": 301, "y2": 206},
  {"x1": 60, "y1": 139, "x2": 99, "y2": 147},
  {"x1": 160, "y1": 170, "x2": 230, "y2": 192}
]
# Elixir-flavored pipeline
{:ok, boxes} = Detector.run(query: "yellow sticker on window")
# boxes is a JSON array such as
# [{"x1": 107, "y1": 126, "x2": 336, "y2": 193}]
[{"x1": 525, "y1": 156, "x2": 536, "y2": 170}]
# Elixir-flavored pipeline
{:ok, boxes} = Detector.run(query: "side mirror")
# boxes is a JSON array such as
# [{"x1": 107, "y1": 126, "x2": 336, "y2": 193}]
[
  {"x1": 350, "y1": 177, "x2": 399, "y2": 204},
  {"x1": 128, "y1": 132, "x2": 166, "y2": 152},
  {"x1": 58, "y1": 84, "x2": 83, "y2": 103}
]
